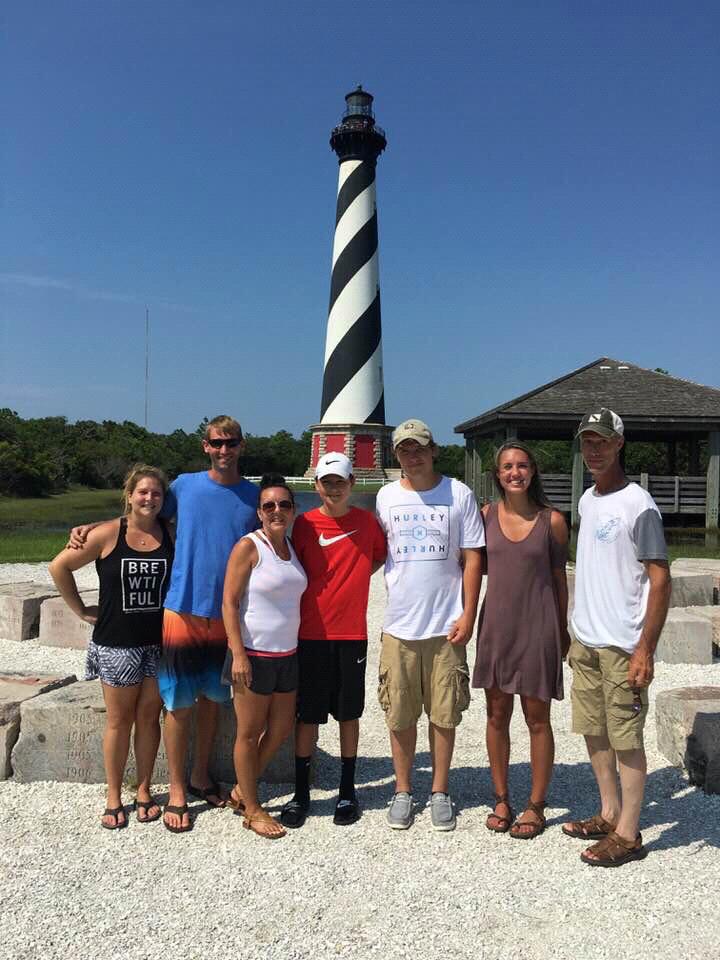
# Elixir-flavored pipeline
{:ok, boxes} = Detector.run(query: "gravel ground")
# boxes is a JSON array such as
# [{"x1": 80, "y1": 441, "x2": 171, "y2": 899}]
[{"x1": 1, "y1": 563, "x2": 719, "y2": 960}]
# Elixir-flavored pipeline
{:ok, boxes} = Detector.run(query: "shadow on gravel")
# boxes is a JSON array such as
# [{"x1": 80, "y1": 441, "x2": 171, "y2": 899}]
[{"x1": 305, "y1": 752, "x2": 720, "y2": 848}]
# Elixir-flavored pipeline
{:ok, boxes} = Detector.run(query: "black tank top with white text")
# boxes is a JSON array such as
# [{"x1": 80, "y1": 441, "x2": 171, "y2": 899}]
[{"x1": 92, "y1": 517, "x2": 174, "y2": 648}]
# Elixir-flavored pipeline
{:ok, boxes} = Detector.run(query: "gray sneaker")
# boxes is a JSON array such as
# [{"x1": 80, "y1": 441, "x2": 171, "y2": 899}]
[
  {"x1": 429, "y1": 792, "x2": 456, "y2": 831},
  {"x1": 387, "y1": 792, "x2": 414, "y2": 829}
]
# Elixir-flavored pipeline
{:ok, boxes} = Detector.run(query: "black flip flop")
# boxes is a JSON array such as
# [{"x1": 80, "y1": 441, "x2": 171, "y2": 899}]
[
  {"x1": 101, "y1": 805, "x2": 128, "y2": 830},
  {"x1": 187, "y1": 781, "x2": 225, "y2": 808},
  {"x1": 135, "y1": 797, "x2": 162, "y2": 823},
  {"x1": 163, "y1": 803, "x2": 193, "y2": 833}
]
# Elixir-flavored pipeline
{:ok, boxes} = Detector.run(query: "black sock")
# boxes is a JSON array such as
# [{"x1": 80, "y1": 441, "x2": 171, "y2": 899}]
[
  {"x1": 293, "y1": 756, "x2": 311, "y2": 805},
  {"x1": 339, "y1": 756, "x2": 357, "y2": 801}
]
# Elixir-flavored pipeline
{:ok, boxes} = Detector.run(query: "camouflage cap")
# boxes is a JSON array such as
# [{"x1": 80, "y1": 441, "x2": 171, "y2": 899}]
[{"x1": 576, "y1": 408, "x2": 624, "y2": 440}]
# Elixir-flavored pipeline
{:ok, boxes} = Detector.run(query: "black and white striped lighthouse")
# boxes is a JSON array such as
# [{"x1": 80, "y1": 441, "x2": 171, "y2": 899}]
[{"x1": 308, "y1": 86, "x2": 393, "y2": 477}]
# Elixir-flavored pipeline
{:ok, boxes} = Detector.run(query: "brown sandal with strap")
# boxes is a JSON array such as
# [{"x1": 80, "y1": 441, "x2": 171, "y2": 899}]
[
  {"x1": 242, "y1": 810, "x2": 286, "y2": 839},
  {"x1": 562, "y1": 813, "x2": 616, "y2": 839},
  {"x1": 509, "y1": 800, "x2": 546, "y2": 840},
  {"x1": 486, "y1": 794, "x2": 513, "y2": 833},
  {"x1": 581, "y1": 830, "x2": 647, "y2": 867}
]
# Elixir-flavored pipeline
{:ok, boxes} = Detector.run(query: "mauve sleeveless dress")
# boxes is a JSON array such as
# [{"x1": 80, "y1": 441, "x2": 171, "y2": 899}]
[{"x1": 472, "y1": 503, "x2": 567, "y2": 702}]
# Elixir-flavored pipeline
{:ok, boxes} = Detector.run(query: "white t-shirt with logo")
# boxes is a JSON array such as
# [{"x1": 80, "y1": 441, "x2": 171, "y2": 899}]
[
  {"x1": 376, "y1": 475, "x2": 485, "y2": 641},
  {"x1": 571, "y1": 482, "x2": 667, "y2": 654}
]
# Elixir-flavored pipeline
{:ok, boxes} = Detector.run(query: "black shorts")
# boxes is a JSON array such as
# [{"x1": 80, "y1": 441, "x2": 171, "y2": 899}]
[
  {"x1": 296, "y1": 639, "x2": 367, "y2": 724},
  {"x1": 221, "y1": 649, "x2": 298, "y2": 697}
]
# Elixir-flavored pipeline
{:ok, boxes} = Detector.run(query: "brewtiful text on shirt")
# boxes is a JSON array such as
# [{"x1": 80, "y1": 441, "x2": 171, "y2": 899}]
[
  {"x1": 571, "y1": 482, "x2": 667, "y2": 654},
  {"x1": 292, "y1": 506, "x2": 387, "y2": 641},
  {"x1": 161, "y1": 472, "x2": 259, "y2": 619},
  {"x1": 376, "y1": 476, "x2": 485, "y2": 641}
]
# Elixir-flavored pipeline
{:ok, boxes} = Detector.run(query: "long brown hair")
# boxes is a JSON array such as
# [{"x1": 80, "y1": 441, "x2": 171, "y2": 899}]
[{"x1": 493, "y1": 441, "x2": 552, "y2": 509}]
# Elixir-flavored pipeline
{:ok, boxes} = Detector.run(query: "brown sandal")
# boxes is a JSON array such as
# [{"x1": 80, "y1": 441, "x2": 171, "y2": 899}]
[
  {"x1": 486, "y1": 794, "x2": 513, "y2": 833},
  {"x1": 227, "y1": 785, "x2": 246, "y2": 814},
  {"x1": 509, "y1": 800, "x2": 546, "y2": 840},
  {"x1": 242, "y1": 810, "x2": 286, "y2": 839},
  {"x1": 562, "y1": 814, "x2": 616, "y2": 839},
  {"x1": 581, "y1": 830, "x2": 647, "y2": 867}
]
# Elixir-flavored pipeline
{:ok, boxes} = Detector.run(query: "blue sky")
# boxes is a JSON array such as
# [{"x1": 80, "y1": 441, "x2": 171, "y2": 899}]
[{"x1": 2, "y1": 2, "x2": 718, "y2": 444}]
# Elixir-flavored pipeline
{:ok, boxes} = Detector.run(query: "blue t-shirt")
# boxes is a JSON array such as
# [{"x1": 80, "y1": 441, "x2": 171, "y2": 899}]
[{"x1": 161, "y1": 472, "x2": 258, "y2": 619}]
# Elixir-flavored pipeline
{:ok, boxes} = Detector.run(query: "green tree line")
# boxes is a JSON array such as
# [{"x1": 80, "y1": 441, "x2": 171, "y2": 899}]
[{"x1": 0, "y1": 409, "x2": 704, "y2": 498}]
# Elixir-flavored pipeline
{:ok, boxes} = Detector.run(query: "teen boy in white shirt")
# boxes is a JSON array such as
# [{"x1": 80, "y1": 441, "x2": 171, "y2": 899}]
[{"x1": 375, "y1": 419, "x2": 484, "y2": 831}]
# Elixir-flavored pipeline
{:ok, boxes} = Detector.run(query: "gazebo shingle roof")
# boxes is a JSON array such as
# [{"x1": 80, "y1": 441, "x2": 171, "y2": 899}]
[{"x1": 455, "y1": 358, "x2": 720, "y2": 435}]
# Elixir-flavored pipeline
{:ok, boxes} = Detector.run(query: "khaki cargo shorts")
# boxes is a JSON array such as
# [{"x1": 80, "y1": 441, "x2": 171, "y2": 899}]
[
  {"x1": 377, "y1": 632, "x2": 471, "y2": 731},
  {"x1": 568, "y1": 636, "x2": 648, "y2": 751}
]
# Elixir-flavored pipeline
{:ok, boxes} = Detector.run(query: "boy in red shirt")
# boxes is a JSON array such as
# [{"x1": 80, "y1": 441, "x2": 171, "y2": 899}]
[{"x1": 280, "y1": 452, "x2": 386, "y2": 828}]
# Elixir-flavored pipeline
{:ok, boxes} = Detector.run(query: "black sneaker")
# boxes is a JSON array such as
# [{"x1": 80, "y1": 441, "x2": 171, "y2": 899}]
[
  {"x1": 333, "y1": 797, "x2": 361, "y2": 826},
  {"x1": 280, "y1": 798, "x2": 309, "y2": 829}
]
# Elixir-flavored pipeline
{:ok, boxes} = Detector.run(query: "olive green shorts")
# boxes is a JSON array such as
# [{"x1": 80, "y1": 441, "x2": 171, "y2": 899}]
[
  {"x1": 568, "y1": 637, "x2": 648, "y2": 751},
  {"x1": 377, "y1": 633, "x2": 471, "y2": 731}
]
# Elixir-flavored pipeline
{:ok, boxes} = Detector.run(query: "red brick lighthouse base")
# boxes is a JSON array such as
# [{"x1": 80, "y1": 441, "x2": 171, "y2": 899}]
[{"x1": 306, "y1": 422, "x2": 394, "y2": 479}]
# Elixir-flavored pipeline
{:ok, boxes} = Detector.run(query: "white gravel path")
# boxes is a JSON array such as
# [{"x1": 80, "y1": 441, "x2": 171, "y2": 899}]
[{"x1": 1, "y1": 563, "x2": 719, "y2": 960}]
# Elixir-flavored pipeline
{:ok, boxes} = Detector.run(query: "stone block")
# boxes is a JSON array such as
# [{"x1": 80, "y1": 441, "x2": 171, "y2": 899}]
[
  {"x1": 656, "y1": 686, "x2": 720, "y2": 794},
  {"x1": 669, "y1": 573, "x2": 714, "y2": 609},
  {"x1": 685, "y1": 605, "x2": 720, "y2": 656},
  {"x1": 655, "y1": 609, "x2": 713, "y2": 664},
  {"x1": 672, "y1": 560, "x2": 720, "y2": 605},
  {"x1": 11, "y1": 680, "x2": 293, "y2": 785},
  {"x1": 0, "y1": 672, "x2": 77, "y2": 779},
  {"x1": 38, "y1": 592, "x2": 98, "y2": 650},
  {"x1": 0, "y1": 583, "x2": 59, "y2": 642}
]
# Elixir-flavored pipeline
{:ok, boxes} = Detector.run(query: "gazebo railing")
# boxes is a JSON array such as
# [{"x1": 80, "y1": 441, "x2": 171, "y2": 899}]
[{"x1": 478, "y1": 472, "x2": 708, "y2": 515}]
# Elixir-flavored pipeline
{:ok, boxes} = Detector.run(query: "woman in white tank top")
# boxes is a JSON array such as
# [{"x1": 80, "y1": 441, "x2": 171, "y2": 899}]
[{"x1": 222, "y1": 474, "x2": 307, "y2": 839}]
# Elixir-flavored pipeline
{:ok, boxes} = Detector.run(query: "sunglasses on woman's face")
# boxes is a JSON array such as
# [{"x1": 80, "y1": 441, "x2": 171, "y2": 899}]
[
  {"x1": 260, "y1": 499, "x2": 293, "y2": 513},
  {"x1": 205, "y1": 437, "x2": 242, "y2": 449}
]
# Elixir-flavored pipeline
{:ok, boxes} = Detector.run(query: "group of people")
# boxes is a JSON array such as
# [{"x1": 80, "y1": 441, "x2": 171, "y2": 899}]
[{"x1": 50, "y1": 406, "x2": 671, "y2": 866}]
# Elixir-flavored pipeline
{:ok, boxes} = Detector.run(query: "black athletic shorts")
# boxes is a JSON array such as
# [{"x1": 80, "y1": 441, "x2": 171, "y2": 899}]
[
  {"x1": 296, "y1": 639, "x2": 367, "y2": 724},
  {"x1": 221, "y1": 649, "x2": 298, "y2": 697}
]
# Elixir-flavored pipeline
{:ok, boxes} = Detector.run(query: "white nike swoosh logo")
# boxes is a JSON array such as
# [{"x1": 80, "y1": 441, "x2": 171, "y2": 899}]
[
  {"x1": 356, "y1": 657, "x2": 366, "y2": 664},
  {"x1": 318, "y1": 530, "x2": 358, "y2": 547}
]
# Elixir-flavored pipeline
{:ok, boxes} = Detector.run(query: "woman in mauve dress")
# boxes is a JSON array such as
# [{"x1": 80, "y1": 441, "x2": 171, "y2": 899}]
[{"x1": 473, "y1": 441, "x2": 570, "y2": 840}]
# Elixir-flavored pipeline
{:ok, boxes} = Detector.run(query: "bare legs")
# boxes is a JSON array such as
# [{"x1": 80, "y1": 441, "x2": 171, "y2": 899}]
[
  {"x1": 233, "y1": 687, "x2": 295, "y2": 837},
  {"x1": 581, "y1": 734, "x2": 646, "y2": 856},
  {"x1": 484, "y1": 687, "x2": 554, "y2": 833},
  {"x1": 100, "y1": 678, "x2": 162, "y2": 827},
  {"x1": 389, "y1": 722, "x2": 454, "y2": 795},
  {"x1": 294, "y1": 718, "x2": 359, "y2": 759}
]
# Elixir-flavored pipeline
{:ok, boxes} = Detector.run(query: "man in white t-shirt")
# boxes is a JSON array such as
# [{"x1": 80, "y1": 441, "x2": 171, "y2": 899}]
[
  {"x1": 564, "y1": 408, "x2": 671, "y2": 866},
  {"x1": 375, "y1": 419, "x2": 485, "y2": 831}
]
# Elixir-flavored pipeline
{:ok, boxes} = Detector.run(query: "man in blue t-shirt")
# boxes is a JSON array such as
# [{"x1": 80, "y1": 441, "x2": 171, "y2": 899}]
[{"x1": 71, "y1": 415, "x2": 257, "y2": 833}]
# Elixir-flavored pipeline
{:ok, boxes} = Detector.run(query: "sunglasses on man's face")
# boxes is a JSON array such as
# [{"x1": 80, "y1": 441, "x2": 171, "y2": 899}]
[
  {"x1": 205, "y1": 437, "x2": 242, "y2": 449},
  {"x1": 260, "y1": 499, "x2": 293, "y2": 513}
]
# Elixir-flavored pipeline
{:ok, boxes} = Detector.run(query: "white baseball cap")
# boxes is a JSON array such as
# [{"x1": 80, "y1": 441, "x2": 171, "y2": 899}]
[{"x1": 315, "y1": 452, "x2": 353, "y2": 480}]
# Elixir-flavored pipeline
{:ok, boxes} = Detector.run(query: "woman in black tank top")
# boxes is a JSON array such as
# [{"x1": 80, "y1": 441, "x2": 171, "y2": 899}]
[{"x1": 49, "y1": 465, "x2": 174, "y2": 830}]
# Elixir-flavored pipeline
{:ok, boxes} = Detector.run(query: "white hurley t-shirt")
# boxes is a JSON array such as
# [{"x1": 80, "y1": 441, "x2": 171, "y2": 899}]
[
  {"x1": 376, "y1": 475, "x2": 485, "y2": 641},
  {"x1": 571, "y1": 482, "x2": 667, "y2": 654}
]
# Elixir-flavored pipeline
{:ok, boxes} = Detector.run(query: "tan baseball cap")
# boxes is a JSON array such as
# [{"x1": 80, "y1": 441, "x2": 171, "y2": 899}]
[{"x1": 392, "y1": 419, "x2": 434, "y2": 449}]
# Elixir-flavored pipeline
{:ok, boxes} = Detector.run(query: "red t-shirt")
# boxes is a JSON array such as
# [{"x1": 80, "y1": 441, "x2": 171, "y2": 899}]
[{"x1": 292, "y1": 506, "x2": 387, "y2": 640}]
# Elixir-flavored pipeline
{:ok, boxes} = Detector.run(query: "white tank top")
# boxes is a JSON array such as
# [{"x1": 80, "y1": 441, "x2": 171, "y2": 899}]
[{"x1": 239, "y1": 531, "x2": 308, "y2": 655}]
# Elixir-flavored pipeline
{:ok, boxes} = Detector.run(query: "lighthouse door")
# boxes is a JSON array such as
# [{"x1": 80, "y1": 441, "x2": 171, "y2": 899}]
[{"x1": 354, "y1": 435, "x2": 375, "y2": 469}]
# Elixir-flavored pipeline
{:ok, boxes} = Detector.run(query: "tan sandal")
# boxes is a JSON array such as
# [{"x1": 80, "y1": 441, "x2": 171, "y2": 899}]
[
  {"x1": 227, "y1": 785, "x2": 246, "y2": 814},
  {"x1": 562, "y1": 814, "x2": 616, "y2": 839},
  {"x1": 242, "y1": 810, "x2": 286, "y2": 839},
  {"x1": 486, "y1": 794, "x2": 513, "y2": 833},
  {"x1": 509, "y1": 800, "x2": 546, "y2": 840}
]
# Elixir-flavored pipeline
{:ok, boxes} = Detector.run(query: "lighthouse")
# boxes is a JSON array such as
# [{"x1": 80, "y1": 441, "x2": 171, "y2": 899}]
[{"x1": 307, "y1": 86, "x2": 393, "y2": 478}]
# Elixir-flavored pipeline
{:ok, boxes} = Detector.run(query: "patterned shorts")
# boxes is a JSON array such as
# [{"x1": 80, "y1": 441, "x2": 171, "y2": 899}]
[{"x1": 85, "y1": 640, "x2": 161, "y2": 688}]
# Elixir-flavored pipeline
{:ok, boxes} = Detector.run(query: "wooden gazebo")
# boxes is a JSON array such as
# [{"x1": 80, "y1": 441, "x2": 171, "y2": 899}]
[{"x1": 454, "y1": 357, "x2": 720, "y2": 529}]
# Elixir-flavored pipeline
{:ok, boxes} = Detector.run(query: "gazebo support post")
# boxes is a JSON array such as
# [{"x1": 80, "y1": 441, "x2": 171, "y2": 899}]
[
  {"x1": 571, "y1": 438, "x2": 584, "y2": 529},
  {"x1": 707, "y1": 431, "x2": 720, "y2": 530}
]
